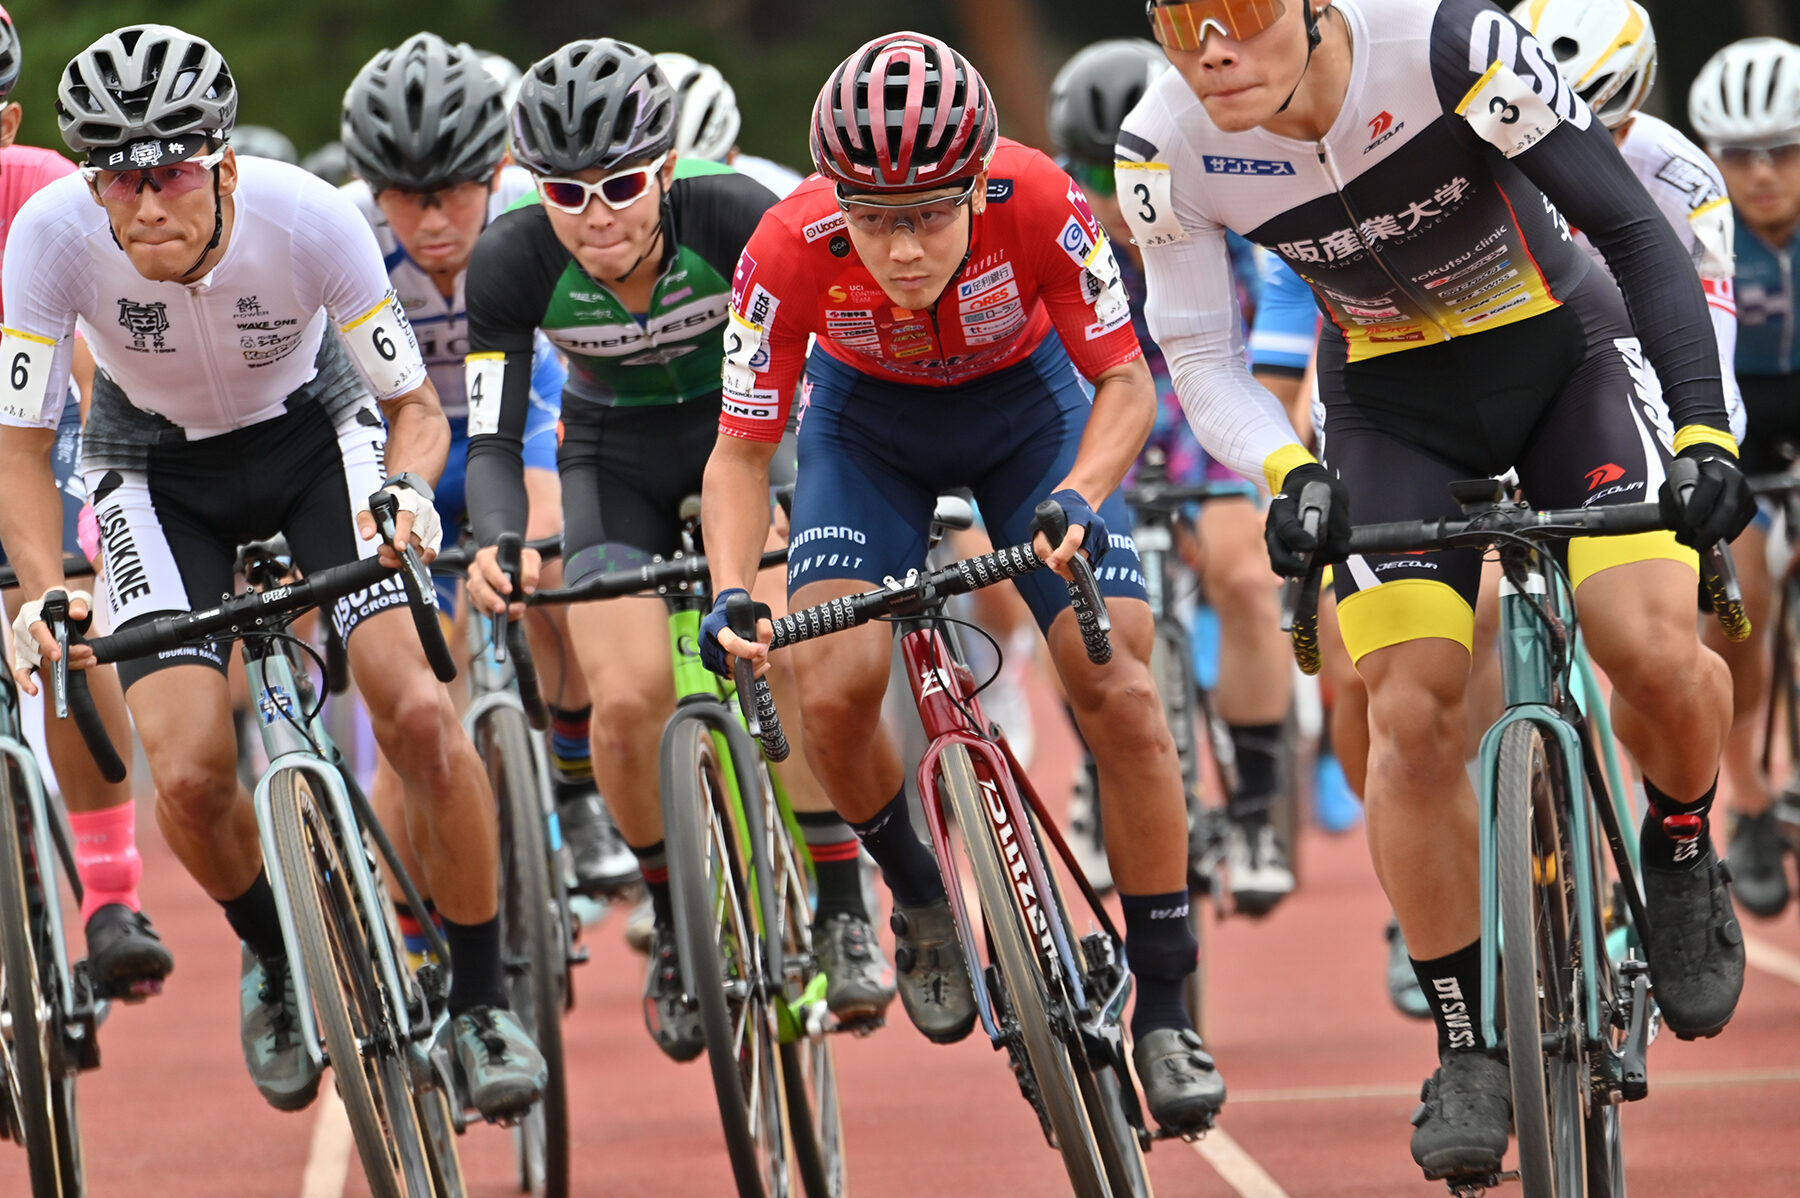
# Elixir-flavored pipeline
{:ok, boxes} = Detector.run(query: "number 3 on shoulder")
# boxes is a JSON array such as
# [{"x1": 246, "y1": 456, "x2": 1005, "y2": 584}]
[
  {"x1": 341, "y1": 290, "x2": 425, "y2": 396},
  {"x1": 0, "y1": 327, "x2": 56, "y2": 424},
  {"x1": 1113, "y1": 162, "x2": 1186, "y2": 248}
]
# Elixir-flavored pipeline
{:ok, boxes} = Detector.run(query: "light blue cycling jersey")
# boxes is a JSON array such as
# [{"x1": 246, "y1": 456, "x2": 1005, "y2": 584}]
[
  {"x1": 1247, "y1": 251, "x2": 1318, "y2": 375},
  {"x1": 1736, "y1": 216, "x2": 1798, "y2": 377}
]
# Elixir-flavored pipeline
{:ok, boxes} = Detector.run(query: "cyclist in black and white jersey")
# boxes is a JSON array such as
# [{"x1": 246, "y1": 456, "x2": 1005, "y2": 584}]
[
  {"x1": 339, "y1": 32, "x2": 638, "y2": 900},
  {"x1": 1120, "y1": 0, "x2": 1753, "y2": 1178},
  {"x1": 0, "y1": 24, "x2": 546, "y2": 1119}
]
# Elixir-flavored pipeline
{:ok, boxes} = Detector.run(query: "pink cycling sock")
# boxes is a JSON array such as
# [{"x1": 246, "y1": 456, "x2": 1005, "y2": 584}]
[{"x1": 70, "y1": 801, "x2": 143, "y2": 922}]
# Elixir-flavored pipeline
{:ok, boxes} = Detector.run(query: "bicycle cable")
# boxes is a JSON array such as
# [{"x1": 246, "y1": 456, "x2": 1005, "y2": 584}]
[
  {"x1": 239, "y1": 629, "x2": 332, "y2": 755},
  {"x1": 874, "y1": 611, "x2": 1008, "y2": 739}
]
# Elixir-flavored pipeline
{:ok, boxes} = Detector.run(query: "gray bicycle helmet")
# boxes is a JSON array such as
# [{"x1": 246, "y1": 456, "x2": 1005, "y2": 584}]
[
  {"x1": 343, "y1": 33, "x2": 507, "y2": 193},
  {"x1": 231, "y1": 124, "x2": 298, "y2": 164},
  {"x1": 0, "y1": 9, "x2": 21, "y2": 103},
  {"x1": 1048, "y1": 39, "x2": 1170, "y2": 165},
  {"x1": 56, "y1": 24, "x2": 237, "y2": 166},
  {"x1": 510, "y1": 38, "x2": 676, "y2": 176},
  {"x1": 302, "y1": 139, "x2": 353, "y2": 185}
]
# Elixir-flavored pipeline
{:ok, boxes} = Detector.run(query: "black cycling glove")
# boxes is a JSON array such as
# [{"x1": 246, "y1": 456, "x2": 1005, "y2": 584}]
[
  {"x1": 1658, "y1": 444, "x2": 1755, "y2": 550},
  {"x1": 1265, "y1": 461, "x2": 1352, "y2": 578}
]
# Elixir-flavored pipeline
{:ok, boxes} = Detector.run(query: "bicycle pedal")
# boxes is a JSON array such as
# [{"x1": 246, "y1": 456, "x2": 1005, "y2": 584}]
[
  {"x1": 1444, "y1": 1170, "x2": 1510, "y2": 1196},
  {"x1": 1152, "y1": 1119, "x2": 1212, "y2": 1144},
  {"x1": 831, "y1": 1013, "x2": 886, "y2": 1038}
]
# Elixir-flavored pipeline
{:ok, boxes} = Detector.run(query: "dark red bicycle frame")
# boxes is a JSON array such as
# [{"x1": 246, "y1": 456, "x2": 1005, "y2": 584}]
[{"x1": 900, "y1": 622, "x2": 1123, "y2": 1042}]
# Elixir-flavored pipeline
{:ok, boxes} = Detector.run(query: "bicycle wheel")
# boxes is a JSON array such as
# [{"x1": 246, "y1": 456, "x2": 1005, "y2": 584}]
[
  {"x1": 771, "y1": 821, "x2": 846, "y2": 1198},
  {"x1": 937, "y1": 744, "x2": 1109, "y2": 1197},
  {"x1": 1495, "y1": 722, "x2": 1586, "y2": 1196},
  {"x1": 479, "y1": 708, "x2": 570, "y2": 1198},
  {"x1": 269, "y1": 769, "x2": 435, "y2": 1198},
  {"x1": 0, "y1": 763, "x2": 71, "y2": 1196},
  {"x1": 662, "y1": 714, "x2": 791, "y2": 1198}
]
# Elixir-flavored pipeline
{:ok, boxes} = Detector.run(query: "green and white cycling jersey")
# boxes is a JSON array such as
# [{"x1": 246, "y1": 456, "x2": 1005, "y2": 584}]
[{"x1": 463, "y1": 157, "x2": 775, "y2": 543}]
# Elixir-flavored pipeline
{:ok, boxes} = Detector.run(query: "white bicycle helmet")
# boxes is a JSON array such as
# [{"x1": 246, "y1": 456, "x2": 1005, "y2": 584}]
[
  {"x1": 57, "y1": 24, "x2": 237, "y2": 163},
  {"x1": 1510, "y1": 0, "x2": 1655, "y2": 130},
  {"x1": 654, "y1": 51, "x2": 739, "y2": 162},
  {"x1": 1690, "y1": 37, "x2": 1800, "y2": 146}
]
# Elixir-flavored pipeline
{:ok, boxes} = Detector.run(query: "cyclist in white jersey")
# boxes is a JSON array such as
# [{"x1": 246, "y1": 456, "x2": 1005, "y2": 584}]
[
  {"x1": 1121, "y1": 0, "x2": 1751, "y2": 1179},
  {"x1": 340, "y1": 32, "x2": 637, "y2": 898},
  {"x1": 655, "y1": 52, "x2": 807, "y2": 197},
  {"x1": 0, "y1": 24, "x2": 546, "y2": 1119}
]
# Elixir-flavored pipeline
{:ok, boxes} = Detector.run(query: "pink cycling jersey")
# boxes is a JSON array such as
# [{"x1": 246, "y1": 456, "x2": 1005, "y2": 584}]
[{"x1": 717, "y1": 138, "x2": 1142, "y2": 443}]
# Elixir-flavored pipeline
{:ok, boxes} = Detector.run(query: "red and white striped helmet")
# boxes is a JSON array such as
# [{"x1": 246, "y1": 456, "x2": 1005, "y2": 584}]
[{"x1": 810, "y1": 31, "x2": 998, "y2": 195}]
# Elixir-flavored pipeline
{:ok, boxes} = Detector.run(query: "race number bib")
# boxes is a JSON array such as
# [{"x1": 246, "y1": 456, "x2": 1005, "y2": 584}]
[
  {"x1": 1457, "y1": 64, "x2": 1562, "y2": 159},
  {"x1": 465, "y1": 352, "x2": 506, "y2": 437},
  {"x1": 0, "y1": 327, "x2": 57, "y2": 424},
  {"x1": 341, "y1": 290, "x2": 425, "y2": 396},
  {"x1": 1115, "y1": 162, "x2": 1186, "y2": 248}
]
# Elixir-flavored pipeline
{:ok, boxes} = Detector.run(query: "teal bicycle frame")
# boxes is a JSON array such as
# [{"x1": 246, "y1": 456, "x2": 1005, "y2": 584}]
[{"x1": 1474, "y1": 558, "x2": 1641, "y2": 1053}]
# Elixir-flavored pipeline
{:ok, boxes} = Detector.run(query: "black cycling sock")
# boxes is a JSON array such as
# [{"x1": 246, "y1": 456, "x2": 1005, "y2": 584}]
[
  {"x1": 1226, "y1": 722, "x2": 1284, "y2": 823},
  {"x1": 796, "y1": 810, "x2": 867, "y2": 924},
  {"x1": 631, "y1": 840, "x2": 673, "y2": 927},
  {"x1": 1120, "y1": 890, "x2": 1198, "y2": 1039},
  {"x1": 1411, "y1": 938, "x2": 1483, "y2": 1060},
  {"x1": 219, "y1": 870, "x2": 286, "y2": 965},
  {"x1": 847, "y1": 787, "x2": 944, "y2": 909},
  {"x1": 1640, "y1": 775, "x2": 1718, "y2": 872},
  {"x1": 442, "y1": 915, "x2": 507, "y2": 1016}
]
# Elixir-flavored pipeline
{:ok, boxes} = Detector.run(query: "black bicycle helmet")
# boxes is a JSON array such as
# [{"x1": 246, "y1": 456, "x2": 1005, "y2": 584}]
[
  {"x1": 56, "y1": 24, "x2": 237, "y2": 164},
  {"x1": 1048, "y1": 40, "x2": 1170, "y2": 165},
  {"x1": 343, "y1": 32, "x2": 507, "y2": 192},
  {"x1": 509, "y1": 38, "x2": 675, "y2": 176}
]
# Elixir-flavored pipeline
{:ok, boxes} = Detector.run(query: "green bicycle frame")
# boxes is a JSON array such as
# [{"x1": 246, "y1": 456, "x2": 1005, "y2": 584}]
[{"x1": 1475, "y1": 559, "x2": 1621, "y2": 1052}]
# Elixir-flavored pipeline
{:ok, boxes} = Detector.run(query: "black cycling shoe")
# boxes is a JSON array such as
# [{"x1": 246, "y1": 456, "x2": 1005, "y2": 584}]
[
  {"x1": 557, "y1": 790, "x2": 640, "y2": 896},
  {"x1": 1727, "y1": 810, "x2": 1789, "y2": 919},
  {"x1": 814, "y1": 912, "x2": 896, "y2": 1023},
  {"x1": 84, "y1": 904, "x2": 174, "y2": 1000},
  {"x1": 1643, "y1": 846, "x2": 1745, "y2": 1039},
  {"x1": 1133, "y1": 1028, "x2": 1226, "y2": 1131},
  {"x1": 1409, "y1": 1051, "x2": 1512, "y2": 1181},
  {"x1": 643, "y1": 925, "x2": 706, "y2": 1062},
  {"x1": 890, "y1": 900, "x2": 977, "y2": 1044}
]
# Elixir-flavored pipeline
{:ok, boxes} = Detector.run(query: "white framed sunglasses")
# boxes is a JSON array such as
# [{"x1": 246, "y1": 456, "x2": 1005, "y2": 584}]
[{"x1": 535, "y1": 153, "x2": 669, "y2": 214}]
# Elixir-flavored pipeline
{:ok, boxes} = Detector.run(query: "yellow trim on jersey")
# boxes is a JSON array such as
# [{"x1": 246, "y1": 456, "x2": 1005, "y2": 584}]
[
  {"x1": 465, "y1": 351, "x2": 506, "y2": 363},
  {"x1": 1263, "y1": 443, "x2": 1318, "y2": 496},
  {"x1": 0, "y1": 326, "x2": 56, "y2": 345},
  {"x1": 1569, "y1": 531, "x2": 1697, "y2": 591},
  {"x1": 1689, "y1": 196, "x2": 1731, "y2": 222},
  {"x1": 1453, "y1": 62, "x2": 1507, "y2": 117},
  {"x1": 340, "y1": 292, "x2": 395, "y2": 333},
  {"x1": 1574, "y1": 10, "x2": 1646, "y2": 88},
  {"x1": 1671, "y1": 424, "x2": 1739, "y2": 457},
  {"x1": 1337, "y1": 579, "x2": 1474, "y2": 663}
]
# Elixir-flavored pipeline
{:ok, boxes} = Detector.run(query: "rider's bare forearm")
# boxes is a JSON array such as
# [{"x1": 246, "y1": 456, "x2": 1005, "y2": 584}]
[
  {"x1": 1055, "y1": 355, "x2": 1156, "y2": 505},
  {"x1": 378, "y1": 379, "x2": 451, "y2": 485},
  {"x1": 702, "y1": 434, "x2": 780, "y2": 597},
  {"x1": 0, "y1": 425, "x2": 74, "y2": 600}
]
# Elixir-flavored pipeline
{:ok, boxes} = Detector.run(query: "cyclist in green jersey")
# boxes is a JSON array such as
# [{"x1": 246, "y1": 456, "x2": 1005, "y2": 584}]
[{"x1": 461, "y1": 40, "x2": 896, "y2": 1060}]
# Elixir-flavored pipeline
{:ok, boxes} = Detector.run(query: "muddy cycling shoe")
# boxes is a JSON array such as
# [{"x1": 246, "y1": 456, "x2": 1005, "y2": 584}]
[
  {"x1": 814, "y1": 912, "x2": 896, "y2": 1022},
  {"x1": 1727, "y1": 810, "x2": 1789, "y2": 919},
  {"x1": 557, "y1": 789, "x2": 640, "y2": 895},
  {"x1": 890, "y1": 899, "x2": 977, "y2": 1044},
  {"x1": 643, "y1": 924, "x2": 706, "y2": 1062},
  {"x1": 1134, "y1": 1028, "x2": 1226, "y2": 1131},
  {"x1": 1643, "y1": 846, "x2": 1745, "y2": 1039},
  {"x1": 624, "y1": 892, "x2": 655, "y2": 956},
  {"x1": 85, "y1": 903, "x2": 174, "y2": 1000},
  {"x1": 452, "y1": 1006, "x2": 548, "y2": 1121},
  {"x1": 1223, "y1": 817, "x2": 1294, "y2": 916},
  {"x1": 1384, "y1": 918, "x2": 1431, "y2": 1020},
  {"x1": 239, "y1": 945, "x2": 321, "y2": 1112},
  {"x1": 1410, "y1": 1051, "x2": 1512, "y2": 1181}
]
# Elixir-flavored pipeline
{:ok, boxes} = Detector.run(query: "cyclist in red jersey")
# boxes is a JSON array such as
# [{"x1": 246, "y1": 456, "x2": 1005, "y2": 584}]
[
  {"x1": 0, "y1": 3, "x2": 173, "y2": 999},
  {"x1": 699, "y1": 32, "x2": 1224, "y2": 1132}
]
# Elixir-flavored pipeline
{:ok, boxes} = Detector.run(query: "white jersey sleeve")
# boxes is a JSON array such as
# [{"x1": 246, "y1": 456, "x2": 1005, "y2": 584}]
[
  {"x1": 1116, "y1": 81, "x2": 1310, "y2": 493},
  {"x1": 290, "y1": 173, "x2": 427, "y2": 400},
  {"x1": 0, "y1": 177, "x2": 91, "y2": 428}
]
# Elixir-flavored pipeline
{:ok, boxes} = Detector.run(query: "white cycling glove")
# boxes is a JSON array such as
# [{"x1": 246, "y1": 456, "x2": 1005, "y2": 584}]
[
  {"x1": 11, "y1": 590, "x2": 93, "y2": 675},
  {"x1": 368, "y1": 483, "x2": 443, "y2": 555}
]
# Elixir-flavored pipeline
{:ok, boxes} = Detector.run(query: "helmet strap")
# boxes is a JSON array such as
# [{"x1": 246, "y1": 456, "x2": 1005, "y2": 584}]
[
  {"x1": 1275, "y1": 3, "x2": 1326, "y2": 117},
  {"x1": 177, "y1": 165, "x2": 226, "y2": 282}
]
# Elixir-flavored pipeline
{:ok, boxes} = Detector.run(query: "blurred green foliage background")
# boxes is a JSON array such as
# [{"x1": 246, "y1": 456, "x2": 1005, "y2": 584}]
[{"x1": 8, "y1": 1, "x2": 1796, "y2": 167}]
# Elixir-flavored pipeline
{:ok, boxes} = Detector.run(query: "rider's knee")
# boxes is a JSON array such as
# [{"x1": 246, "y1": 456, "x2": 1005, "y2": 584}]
[
  {"x1": 152, "y1": 757, "x2": 240, "y2": 831},
  {"x1": 590, "y1": 687, "x2": 667, "y2": 759},
  {"x1": 371, "y1": 679, "x2": 457, "y2": 778},
  {"x1": 798, "y1": 671, "x2": 885, "y2": 746},
  {"x1": 1207, "y1": 552, "x2": 1280, "y2": 622},
  {"x1": 1364, "y1": 651, "x2": 1468, "y2": 769}
]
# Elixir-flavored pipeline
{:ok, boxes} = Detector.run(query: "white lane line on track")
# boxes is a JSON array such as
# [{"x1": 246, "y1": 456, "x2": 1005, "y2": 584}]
[
  {"x1": 1193, "y1": 1126, "x2": 1292, "y2": 1198},
  {"x1": 298, "y1": 1085, "x2": 352, "y2": 1198},
  {"x1": 1746, "y1": 934, "x2": 1800, "y2": 988}
]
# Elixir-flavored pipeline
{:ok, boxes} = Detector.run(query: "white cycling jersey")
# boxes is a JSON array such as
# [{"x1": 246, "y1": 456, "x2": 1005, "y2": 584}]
[
  {"x1": 0, "y1": 157, "x2": 425, "y2": 439},
  {"x1": 1574, "y1": 113, "x2": 1744, "y2": 441},
  {"x1": 343, "y1": 165, "x2": 557, "y2": 419},
  {"x1": 728, "y1": 153, "x2": 805, "y2": 198}
]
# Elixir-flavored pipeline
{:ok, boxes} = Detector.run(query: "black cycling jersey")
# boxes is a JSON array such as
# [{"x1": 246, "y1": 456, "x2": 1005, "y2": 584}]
[{"x1": 463, "y1": 160, "x2": 776, "y2": 547}]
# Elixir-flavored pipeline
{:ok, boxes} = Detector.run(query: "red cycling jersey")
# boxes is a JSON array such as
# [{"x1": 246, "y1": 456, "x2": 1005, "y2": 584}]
[{"x1": 717, "y1": 139, "x2": 1141, "y2": 443}]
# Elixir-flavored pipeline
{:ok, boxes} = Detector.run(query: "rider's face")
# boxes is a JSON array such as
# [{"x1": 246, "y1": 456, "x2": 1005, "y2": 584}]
[
  {"x1": 1715, "y1": 142, "x2": 1800, "y2": 241},
  {"x1": 540, "y1": 155, "x2": 676, "y2": 282},
  {"x1": 94, "y1": 146, "x2": 239, "y2": 283},
  {"x1": 1164, "y1": 2, "x2": 1320, "y2": 133},
  {"x1": 841, "y1": 175, "x2": 988, "y2": 310},
  {"x1": 374, "y1": 172, "x2": 497, "y2": 280}
]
